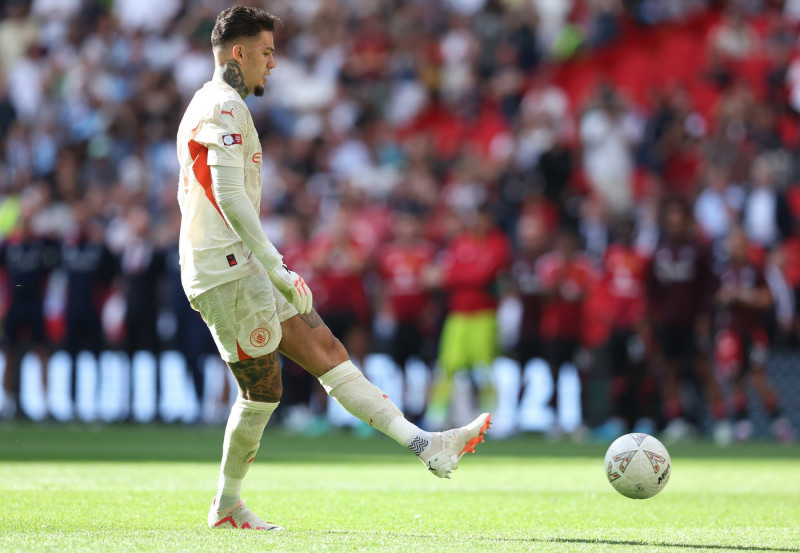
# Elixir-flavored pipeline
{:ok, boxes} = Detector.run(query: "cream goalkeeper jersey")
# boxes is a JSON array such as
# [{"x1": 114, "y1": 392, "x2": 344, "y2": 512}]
[{"x1": 176, "y1": 79, "x2": 264, "y2": 300}]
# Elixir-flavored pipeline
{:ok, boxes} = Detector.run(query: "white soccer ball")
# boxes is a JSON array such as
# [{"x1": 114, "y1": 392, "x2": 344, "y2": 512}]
[{"x1": 604, "y1": 433, "x2": 671, "y2": 499}]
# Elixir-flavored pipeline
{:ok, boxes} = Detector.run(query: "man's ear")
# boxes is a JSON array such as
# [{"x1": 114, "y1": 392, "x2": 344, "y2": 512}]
[{"x1": 231, "y1": 43, "x2": 244, "y2": 62}]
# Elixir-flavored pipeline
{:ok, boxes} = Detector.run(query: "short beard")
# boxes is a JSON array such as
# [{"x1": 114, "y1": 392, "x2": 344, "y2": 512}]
[{"x1": 254, "y1": 85, "x2": 265, "y2": 97}]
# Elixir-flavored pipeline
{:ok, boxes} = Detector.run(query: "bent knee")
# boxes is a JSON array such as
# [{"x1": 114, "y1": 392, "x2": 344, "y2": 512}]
[{"x1": 324, "y1": 330, "x2": 347, "y2": 359}]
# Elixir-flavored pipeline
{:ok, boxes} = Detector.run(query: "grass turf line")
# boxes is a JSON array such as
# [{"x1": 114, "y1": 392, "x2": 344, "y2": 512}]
[{"x1": 0, "y1": 424, "x2": 798, "y2": 552}]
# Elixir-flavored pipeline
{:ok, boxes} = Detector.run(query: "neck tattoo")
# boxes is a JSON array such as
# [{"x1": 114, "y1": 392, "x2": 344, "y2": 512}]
[{"x1": 220, "y1": 60, "x2": 249, "y2": 100}]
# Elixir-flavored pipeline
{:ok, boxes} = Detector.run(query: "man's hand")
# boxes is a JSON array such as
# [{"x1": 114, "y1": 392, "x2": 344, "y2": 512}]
[{"x1": 268, "y1": 264, "x2": 313, "y2": 314}]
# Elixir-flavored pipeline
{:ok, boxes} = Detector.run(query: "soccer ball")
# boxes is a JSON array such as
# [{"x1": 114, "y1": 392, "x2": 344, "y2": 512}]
[{"x1": 604, "y1": 433, "x2": 671, "y2": 499}]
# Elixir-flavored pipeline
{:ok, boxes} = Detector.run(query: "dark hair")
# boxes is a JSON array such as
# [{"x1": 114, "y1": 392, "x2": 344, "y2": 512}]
[{"x1": 211, "y1": 6, "x2": 280, "y2": 49}]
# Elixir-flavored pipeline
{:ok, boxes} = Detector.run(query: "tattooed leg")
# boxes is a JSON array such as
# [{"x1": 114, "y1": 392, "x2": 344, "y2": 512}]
[
  {"x1": 214, "y1": 353, "x2": 280, "y2": 514},
  {"x1": 227, "y1": 350, "x2": 282, "y2": 403}
]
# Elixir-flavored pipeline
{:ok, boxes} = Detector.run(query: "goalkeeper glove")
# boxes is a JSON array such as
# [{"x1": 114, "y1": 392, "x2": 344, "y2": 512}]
[{"x1": 267, "y1": 263, "x2": 313, "y2": 314}]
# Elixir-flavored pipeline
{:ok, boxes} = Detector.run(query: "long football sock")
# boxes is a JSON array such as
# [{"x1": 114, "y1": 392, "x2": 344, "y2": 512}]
[
  {"x1": 215, "y1": 396, "x2": 278, "y2": 511},
  {"x1": 319, "y1": 361, "x2": 432, "y2": 455}
]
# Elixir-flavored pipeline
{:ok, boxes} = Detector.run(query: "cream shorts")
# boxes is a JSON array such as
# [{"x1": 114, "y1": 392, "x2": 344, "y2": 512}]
[{"x1": 191, "y1": 272, "x2": 298, "y2": 363}]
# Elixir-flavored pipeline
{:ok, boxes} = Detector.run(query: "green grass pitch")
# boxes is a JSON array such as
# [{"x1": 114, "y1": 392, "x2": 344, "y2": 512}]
[{"x1": 1, "y1": 424, "x2": 798, "y2": 552}]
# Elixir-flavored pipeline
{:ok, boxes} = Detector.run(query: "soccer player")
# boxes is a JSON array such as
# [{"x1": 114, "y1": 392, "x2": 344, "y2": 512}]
[
  {"x1": 375, "y1": 202, "x2": 438, "y2": 421},
  {"x1": 534, "y1": 226, "x2": 596, "y2": 434},
  {"x1": 0, "y1": 204, "x2": 59, "y2": 420},
  {"x1": 424, "y1": 204, "x2": 510, "y2": 429},
  {"x1": 61, "y1": 202, "x2": 118, "y2": 418},
  {"x1": 713, "y1": 227, "x2": 794, "y2": 443},
  {"x1": 119, "y1": 206, "x2": 166, "y2": 421},
  {"x1": 646, "y1": 199, "x2": 725, "y2": 441},
  {"x1": 176, "y1": 6, "x2": 490, "y2": 531},
  {"x1": 509, "y1": 212, "x2": 547, "y2": 372},
  {"x1": 592, "y1": 217, "x2": 655, "y2": 437},
  {"x1": 306, "y1": 205, "x2": 372, "y2": 377}
]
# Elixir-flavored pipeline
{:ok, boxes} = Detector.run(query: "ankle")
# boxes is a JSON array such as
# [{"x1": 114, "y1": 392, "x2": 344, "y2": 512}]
[
  {"x1": 408, "y1": 430, "x2": 433, "y2": 456},
  {"x1": 215, "y1": 493, "x2": 240, "y2": 511}
]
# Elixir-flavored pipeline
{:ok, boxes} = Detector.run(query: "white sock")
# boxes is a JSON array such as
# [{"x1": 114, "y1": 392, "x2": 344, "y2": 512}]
[
  {"x1": 319, "y1": 361, "x2": 432, "y2": 455},
  {"x1": 215, "y1": 396, "x2": 278, "y2": 511}
]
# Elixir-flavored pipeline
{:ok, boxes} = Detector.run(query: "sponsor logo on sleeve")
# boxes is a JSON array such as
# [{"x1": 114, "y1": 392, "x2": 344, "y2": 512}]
[
  {"x1": 222, "y1": 134, "x2": 242, "y2": 146},
  {"x1": 252, "y1": 152, "x2": 262, "y2": 164},
  {"x1": 226, "y1": 253, "x2": 237, "y2": 267},
  {"x1": 221, "y1": 107, "x2": 234, "y2": 118}
]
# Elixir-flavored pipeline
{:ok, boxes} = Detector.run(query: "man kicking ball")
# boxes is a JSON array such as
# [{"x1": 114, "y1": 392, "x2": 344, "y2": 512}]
[{"x1": 176, "y1": 5, "x2": 490, "y2": 531}]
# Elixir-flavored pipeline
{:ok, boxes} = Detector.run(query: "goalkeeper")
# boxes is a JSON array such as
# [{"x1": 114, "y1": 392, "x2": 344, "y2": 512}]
[{"x1": 176, "y1": 5, "x2": 491, "y2": 531}]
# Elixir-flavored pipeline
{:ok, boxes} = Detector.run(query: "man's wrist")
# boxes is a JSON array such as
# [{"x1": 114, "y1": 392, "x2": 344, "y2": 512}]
[{"x1": 255, "y1": 242, "x2": 283, "y2": 271}]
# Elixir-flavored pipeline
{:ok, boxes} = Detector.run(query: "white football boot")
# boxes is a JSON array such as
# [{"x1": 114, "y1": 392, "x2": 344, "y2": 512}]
[
  {"x1": 208, "y1": 497, "x2": 283, "y2": 531},
  {"x1": 419, "y1": 413, "x2": 491, "y2": 478}
]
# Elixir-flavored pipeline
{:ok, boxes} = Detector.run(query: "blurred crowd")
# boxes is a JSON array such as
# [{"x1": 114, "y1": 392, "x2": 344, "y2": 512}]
[{"x1": 1, "y1": 0, "x2": 799, "y2": 443}]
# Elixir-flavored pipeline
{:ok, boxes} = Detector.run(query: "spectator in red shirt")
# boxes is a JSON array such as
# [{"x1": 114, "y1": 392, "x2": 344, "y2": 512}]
[{"x1": 425, "y1": 204, "x2": 510, "y2": 429}]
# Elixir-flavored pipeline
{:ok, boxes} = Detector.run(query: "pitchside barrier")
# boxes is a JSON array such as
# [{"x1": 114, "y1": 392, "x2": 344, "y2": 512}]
[{"x1": 2, "y1": 350, "x2": 798, "y2": 439}]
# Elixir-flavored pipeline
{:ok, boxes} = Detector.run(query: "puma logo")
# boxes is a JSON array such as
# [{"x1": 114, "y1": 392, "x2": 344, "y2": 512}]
[{"x1": 221, "y1": 108, "x2": 234, "y2": 118}]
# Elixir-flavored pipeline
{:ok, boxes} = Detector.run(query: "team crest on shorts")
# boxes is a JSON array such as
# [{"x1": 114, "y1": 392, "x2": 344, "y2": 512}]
[{"x1": 250, "y1": 327, "x2": 270, "y2": 348}]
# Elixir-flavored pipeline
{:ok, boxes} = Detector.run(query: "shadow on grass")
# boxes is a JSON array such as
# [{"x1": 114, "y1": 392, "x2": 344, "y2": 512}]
[
  {"x1": 525, "y1": 537, "x2": 798, "y2": 552},
  {"x1": 1, "y1": 422, "x2": 798, "y2": 463},
  {"x1": 325, "y1": 530, "x2": 800, "y2": 552}
]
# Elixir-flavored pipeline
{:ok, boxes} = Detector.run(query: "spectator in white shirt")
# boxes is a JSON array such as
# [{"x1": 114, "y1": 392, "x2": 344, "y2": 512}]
[{"x1": 579, "y1": 85, "x2": 641, "y2": 215}]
